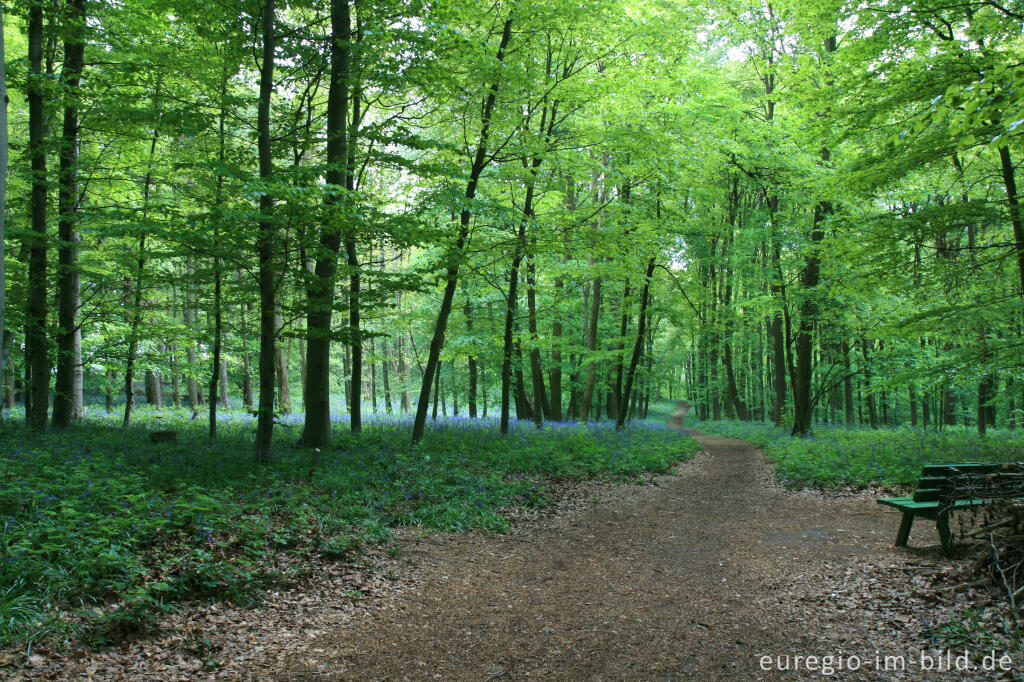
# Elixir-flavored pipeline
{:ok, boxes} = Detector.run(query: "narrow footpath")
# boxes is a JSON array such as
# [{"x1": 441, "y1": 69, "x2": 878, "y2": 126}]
[{"x1": 267, "y1": 435, "x2": 956, "y2": 681}]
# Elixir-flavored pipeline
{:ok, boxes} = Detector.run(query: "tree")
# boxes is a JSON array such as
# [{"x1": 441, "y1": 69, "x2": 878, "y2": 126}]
[{"x1": 254, "y1": 0, "x2": 278, "y2": 463}]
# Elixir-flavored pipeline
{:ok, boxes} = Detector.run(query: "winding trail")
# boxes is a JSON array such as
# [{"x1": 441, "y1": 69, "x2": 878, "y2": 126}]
[{"x1": 268, "y1": 434, "x2": 932, "y2": 681}]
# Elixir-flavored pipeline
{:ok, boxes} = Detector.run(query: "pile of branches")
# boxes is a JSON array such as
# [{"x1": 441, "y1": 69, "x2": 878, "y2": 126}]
[{"x1": 948, "y1": 465, "x2": 1024, "y2": 619}]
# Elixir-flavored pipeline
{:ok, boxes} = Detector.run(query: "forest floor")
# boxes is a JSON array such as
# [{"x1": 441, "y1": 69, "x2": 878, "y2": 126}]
[{"x1": 11, "y1": 433, "x2": 1017, "y2": 681}]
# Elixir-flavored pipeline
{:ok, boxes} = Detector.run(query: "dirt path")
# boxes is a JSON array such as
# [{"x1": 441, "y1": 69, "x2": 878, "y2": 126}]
[
  {"x1": 23, "y1": 433, "x2": 997, "y2": 681},
  {"x1": 262, "y1": 435, "x2": 957, "y2": 681}
]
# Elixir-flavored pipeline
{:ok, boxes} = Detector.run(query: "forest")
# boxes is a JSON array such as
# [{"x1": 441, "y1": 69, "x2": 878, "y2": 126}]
[{"x1": 1, "y1": 0, "x2": 1023, "y2": 675}]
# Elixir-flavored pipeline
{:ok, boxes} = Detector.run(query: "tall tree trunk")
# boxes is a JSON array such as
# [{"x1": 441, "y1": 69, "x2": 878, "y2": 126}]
[
  {"x1": 381, "y1": 339, "x2": 393, "y2": 414},
  {"x1": 3, "y1": 358, "x2": 13, "y2": 410},
  {"x1": 26, "y1": 2, "x2": 49, "y2": 431},
  {"x1": 123, "y1": 96, "x2": 161, "y2": 426},
  {"x1": 274, "y1": 304, "x2": 291, "y2": 414},
  {"x1": 501, "y1": 242, "x2": 525, "y2": 434},
  {"x1": 464, "y1": 298, "x2": 478, "y2": 418},
  {"x1": 210, "y1": 257, "x2": 224, "y2": 434},
  {"x1": 514, "y1": 338, "x2": 533, "y2": 420},
  {"x1": 299, "y1": 0, "x2": 352, "y2": 446},
  {"x1": 216, "y1": 361, "x2": 228, "y2": 408},
  {"x1": 254, "y1": 0, "x2": 277, "y2": 463},
  {"x1": 843, "y1": 340, "x2": 855, "y2": 426},
  {"x1": 207, "y1": 63, "x2": 231, "y2": 437},
  {"x1": 909, "y1": 383, "x2": 919, "y2": 427},
  {"x1": 860, "y1": 337, "x2": 879, "y2": 429},
  {"x1": 0, "y1": 3, "x2": 9, "y2": 412},
  {"x1": 580, "y1": 277, "x2": 602, "y2": 422},
  {"x1": 792, "y1": 202, "x2": 830, "y2": 434},
  {"x1": 370, "y1": 337, "x2": 378, "y2": 414},
  {"x1": 791, "y1": 32, "x2": 835, "y2": 436},
  {"x1": 104, "y1": 368, "x2": 114, "y2": 414},
  {"x1": 611, "y1": 282, "x2": 629, "y2": 421},
  {"x1": 431, "y1": 359, "x2": 440, "y2": 421},
  {"x1": 53, "y1": 0, "x2": 86, "y2": 428},
  {"x1": 185, "y1": 260, "x2": 200, "y2": 411},
  {"x1": 298, "y1": 336, "x2": 306, "y2": 404},
  {"x1": 241, "y1": 300, "x2": 254, "y2": 411},
  {"x1": 171, "y1": 352, "x2": 181, "y2": 409},
  {"x1": 617, "y1": 258, "x2": 657, "y2": 430},
  {"x1": 549, "y1": 178, "x2": 572, "y2": 422},
  {"x1": 998, "y1": 146, "x2": 1024, "y2": 313},
  {"x1": 526, "y1": 247, "x2": 549, "y2": 424},
  {"x1": 397, "y1": 335, "x2": 411, "y2": 412},
  {"x1": 411, "y1": 16, "x2": 514, "y2": 444}
]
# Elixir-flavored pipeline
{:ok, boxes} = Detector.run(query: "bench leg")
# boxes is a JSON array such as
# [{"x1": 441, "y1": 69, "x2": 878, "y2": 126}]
[
  {"x1": 894, "y1": 511, "x2": 915, "y2": 547},
  {"x1": 938, "y1": 512, "x2": 954, "y2": 557}
]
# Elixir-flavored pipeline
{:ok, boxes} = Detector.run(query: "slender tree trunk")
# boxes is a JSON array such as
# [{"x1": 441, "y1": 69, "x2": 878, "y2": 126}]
[
  {"x1": 480, "y1": 360, "x2": 488, "y2": 417},
  {"x1": 514, "y1": 338, "x2": 533, "y2": 420},
  {"x1": 611, "y1": 282, "x2": 629, "y2": 421},
  {"x1": 104, "y1": 368, "x2": 114, "y2": 413},
  {"x1": 792, "y1": 196, "x2": 830, "y2": 434},
  {"x1": 909, "y1": 383, "x2": 919, "y2": 427},
  {"x1": 171, "y1": 354, "x2": 181, "y2": 409},
  {"x1": 3, "y1": 358, "x2": 13, "y2": 410},
  {"x1": 274, "y1": 305, "x2": 291, "y2": 414},
  {"x1": 843, "y1": 341, "x2": 855, "y2": 426},
  {"x1": 526, "y1": 248, "x2": 548, "y2": 424},
  {"x1": 860, "y1": 337, "x2": 879, "y2": 429},
  {"x1": 464, "y1": 297, "x2": 478, "y2": 418},
  {"x1": 998, "y1": 146, "x2": 1024, "y2": 312},
  {"x1": 123, "y1": 122, "x2": 159, "y2": 426},
  {"x1": 617, "y1": 258, "x2": 657, "y2": 430},
  {"x1": 0, "y1": 4, "x2": 8, "y2": 410},
  {"x1": 254, "y1": 0, "x2": 277, "y2": 463},
  {"x1": 580, "y1": 276, "x2": 602, "y2": 421},
  {"x1": 381, "y1": 340, "x2": 393, "y2": 414},
  {"x1": 441, "y1": 365, "x2": 448, "y2": 417},
  {"x1": 411, "y1": 16, "x2": 514, "y2": 445},
  {"x1": 298, "y1": 336, "x2": 306, "y2": 403},
  {"x1": 185, "y1": 262, "x2": 200, "y2": 411},
  {"x1": 370, "y1": 337, "x2": 378, "y2": 414},
  {"x1": 53, "y1": 0, "x2": 86, "y2": 428},
  {"x1": 397, "y1": 335, "x2": 410, "y2": 412},
  {"x1": 501, "y1": 244, "x2": 525, "y2": 434},
  {"x1": 546, "y1": 180, "x2": 572, "y2": 422},
  {"x1": 241, "y1": 300, "x2": 254, "y2": 411},
  {"x1": 432, "y1": 360, "x2": 440, "y2": 421},
  {"x1": 26, "y1": 2, "x2": 49, "y2": 431},
  {"x1": 209, "y1": 258, "x2": 224, "y2": 435}
]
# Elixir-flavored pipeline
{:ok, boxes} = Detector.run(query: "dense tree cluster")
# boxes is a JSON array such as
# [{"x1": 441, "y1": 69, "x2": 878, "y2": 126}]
[{"x1": 0, "y1": 0, "x2": 1021, "y2": 457}]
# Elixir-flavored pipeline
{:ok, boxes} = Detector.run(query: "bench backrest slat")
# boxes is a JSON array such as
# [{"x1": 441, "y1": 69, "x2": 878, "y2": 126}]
[{"x1": 920, "y1": 463, "x2": 1007, "y2": 477}]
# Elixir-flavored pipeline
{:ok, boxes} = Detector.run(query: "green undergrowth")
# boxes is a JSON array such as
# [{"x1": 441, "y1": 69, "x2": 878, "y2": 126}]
[
  {"x1": 694, "y1": 419, "x2": 1024, "y2": 488},
  {"x1": 925, "y1": 608, "x2": 1024, "y2": 662},
  {"x1": 0, "y1": 408, "x2": 698, "y2": 649}
]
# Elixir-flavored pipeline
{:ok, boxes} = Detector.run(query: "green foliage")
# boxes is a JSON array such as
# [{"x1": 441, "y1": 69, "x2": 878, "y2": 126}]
[
  {"x1": 696, "y1": 420, "x2": 1024, "y2": 488},
  {"x1": 925, "y1": 609, "x2": 1024, "y2": 660},
  {"x1": 0, "y1": 407, "x2": 698, "y2": 648}
]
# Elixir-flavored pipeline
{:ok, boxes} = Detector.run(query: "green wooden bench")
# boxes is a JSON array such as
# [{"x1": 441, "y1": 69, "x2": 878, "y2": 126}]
[{"x1": 877, "y1": 463, "x2": 1024, "y2": 556}]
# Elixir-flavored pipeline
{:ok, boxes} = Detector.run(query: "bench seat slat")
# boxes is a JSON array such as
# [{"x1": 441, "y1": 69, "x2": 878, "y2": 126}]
[{"x1": 878, "y1": 496, "x2": 1014, "y2": 510}]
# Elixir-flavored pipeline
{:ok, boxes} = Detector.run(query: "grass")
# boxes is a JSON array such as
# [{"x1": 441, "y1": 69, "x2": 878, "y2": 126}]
[
  {"x1": 924, "y1": 608, "x2": 1024, "y2": 663},
  {"x1": 0, "y1": 404, "x2": 698, "y2": 649},
  {"x1": 693, "y1": 419, "x2": 1024, "y2": 488}
]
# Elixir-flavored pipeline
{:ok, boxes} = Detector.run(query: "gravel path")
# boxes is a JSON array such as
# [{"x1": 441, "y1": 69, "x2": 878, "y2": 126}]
[{"x1": 266, "y1": 434, "x2": 947, "y2": 681}]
